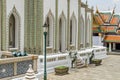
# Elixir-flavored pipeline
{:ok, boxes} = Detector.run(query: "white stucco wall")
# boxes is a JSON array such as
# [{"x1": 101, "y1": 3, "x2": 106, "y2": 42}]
[
  {"x1": 70, "y1": 0, "x2": 78, "y2": 49},
  {"x1": 58, "y1": 0, "x2": 67, "y2": 18},
  {"x1": 70, "y1": 0, "x2": 78, "y2": 21},
  {"x1": 87, "y1": 12, "x2": 92, "y2": 44},
  {"x1": 81, "y1": 7, "x2": 86, "y2": 47},
  {"x1": 43, "y1": 0, "x2": 55, "y2": 23},
  {"x1": 6, "y1": 0, "x2": 24, "y2": 51},
  {"x1": 81, "y1": 7, "x2": 85, "y2": 21},
  {"x1": 87, "y1": 12, "x2": 91, "y2": 21}
]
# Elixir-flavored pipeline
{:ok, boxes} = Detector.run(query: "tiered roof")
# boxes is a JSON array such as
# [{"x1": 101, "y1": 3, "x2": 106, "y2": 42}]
[
  {"x1": 93, "y1": 8, "x2": 120, "y2": 32},
  {"x1": 93, "y1": 8, "x2": 120, "y2": 43},
  {"x1": 104, "y1": 35, "x2": 120, "y2": 43}
]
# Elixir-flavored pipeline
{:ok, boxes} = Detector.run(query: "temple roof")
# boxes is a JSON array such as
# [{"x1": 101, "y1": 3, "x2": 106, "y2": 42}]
[
  {"x1": 101, "y1": 26, "x2": 116, "y2": 33},
  {"x1": 110, "y1": 15, "x2": 120, "y2": 25},
  {"x1": 93, "y1": 8, "x2": 120, "y2": 33},
  {"x1": 93, "y1": 9, "x2": 120, "y2": 26},
  {"x1": 99, "y1": 12, "x2": 112, "y2": 23},
  {"x1": 104, "y1": 35, "x2": 120, "y2": 43}
]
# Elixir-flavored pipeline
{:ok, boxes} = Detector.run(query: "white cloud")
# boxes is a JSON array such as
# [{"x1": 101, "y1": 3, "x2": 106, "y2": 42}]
[{"x1": 113, "y1": 0, "x2": 120, "y2": 3}]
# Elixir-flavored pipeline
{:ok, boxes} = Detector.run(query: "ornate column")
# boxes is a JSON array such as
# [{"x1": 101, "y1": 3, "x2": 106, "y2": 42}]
[
  {"x1": 24, "y1": 0, "x2": 30, "y2": 53},
  {"x1": 29, "y1": 0, "x2": 34, "y2": 54},
  {"x1": 1, "y1": 0, "x2": 6, "y2": 50},
  {"x1": 78, "y1": 0, "x2": 81, "y2": 50},
  {"x1": 36, "y1": 0, "x2": 43, "y2": 54},
  {"x1": 0, "y1": 1, "x2": 1, "y2": 50},
  {"x1": 55, "y1": 0, "x2": 58, "y2": 52},
  {"x1": 24, "y1": 0, "x2": 43, "y2": 54},
  {"x1": 33, "y1": 0, "x2": 37, "y2": 54},
  {"x1": 67, "y1": 0, "x2": 70, "y2": 50}
]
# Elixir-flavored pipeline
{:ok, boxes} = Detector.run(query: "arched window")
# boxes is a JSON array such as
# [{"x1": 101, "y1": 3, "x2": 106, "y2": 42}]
[
  {"x1": 59, "y1": 12, "x2": 66, "y2": 52},
  {"x1": 8, "y1": 7, "x2": 20, "y2": 50},
  {"x1": 45, "y1": 10, "x2": 54, "y2": 47},
  {"x1": 9, "y1": 14, "x2": 15, "y2": 48},
  {"x1": 70, "y1": 14, "x2": 77, "y2": 46},
  {"x1": 70, "y1": 20, "x2": 72, "y2": 44}
]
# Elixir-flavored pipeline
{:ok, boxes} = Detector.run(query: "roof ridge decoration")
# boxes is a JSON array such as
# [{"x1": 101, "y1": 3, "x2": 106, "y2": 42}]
[{"x1": 96, "y1": 6, "x2": 99, "y2": 14}]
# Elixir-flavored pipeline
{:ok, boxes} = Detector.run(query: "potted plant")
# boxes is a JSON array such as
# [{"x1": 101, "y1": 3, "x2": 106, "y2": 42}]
[
  {"x1": 54, "y1": 66, "x2": 69, "y2": 75},
  {"x1": 92, "y1": 59, "x2": 102, "y2": 66}
]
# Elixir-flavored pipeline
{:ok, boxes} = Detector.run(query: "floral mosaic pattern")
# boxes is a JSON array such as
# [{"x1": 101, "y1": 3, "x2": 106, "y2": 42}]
[
  {"x1": 0, "y1": 63, "x2": 14, "y2": 78},
  {"x1": 17, "y1": 60, "x2": 33, "y2": 75}
]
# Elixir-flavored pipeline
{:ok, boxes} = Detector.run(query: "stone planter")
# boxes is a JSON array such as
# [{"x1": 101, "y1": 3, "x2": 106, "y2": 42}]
[
  {"x1": 92, "y1": 59, "x2": 102, "y2": 66},
  {"x1": 54, "y1": 66, "x2": 69, "y2": 75}
]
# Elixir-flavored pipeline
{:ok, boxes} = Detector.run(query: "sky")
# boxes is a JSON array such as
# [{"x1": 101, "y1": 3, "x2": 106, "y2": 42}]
[{"x1": 82, "y1": 0, "x2": 120, "y2": 13}]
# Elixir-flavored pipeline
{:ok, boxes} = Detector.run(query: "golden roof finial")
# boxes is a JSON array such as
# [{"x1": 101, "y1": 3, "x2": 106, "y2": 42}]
[
  {"x1": 96, "y1": 6, "x2": 99, "y2": 13},
  {"x1": 113, "y1": 5, "x2": 116, "y2": 14},
  {"x1": 86, "y1": 0, "x2": 88, "y2": 5}
]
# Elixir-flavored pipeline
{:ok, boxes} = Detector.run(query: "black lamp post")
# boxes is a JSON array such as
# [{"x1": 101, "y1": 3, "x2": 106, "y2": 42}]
[{"x1": 43, "y1": 22, "x2": 48, "y2": 80}]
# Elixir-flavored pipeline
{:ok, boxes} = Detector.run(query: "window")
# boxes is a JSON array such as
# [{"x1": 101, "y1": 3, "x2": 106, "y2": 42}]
[{"x1": 9, "y1": 14, "x2": 15, "y2": 48}]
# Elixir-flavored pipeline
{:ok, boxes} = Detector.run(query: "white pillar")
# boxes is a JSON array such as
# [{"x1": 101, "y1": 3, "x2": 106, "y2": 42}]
[
  {"x1": 113, "y1": 43, "x2": 116, "y2": 50},
  {"x1": 99, "y1": 36, "x2": 101, "y2": 46},
  {"x1": 109, "y1": 43, "x2": 112, "y2": 52}
]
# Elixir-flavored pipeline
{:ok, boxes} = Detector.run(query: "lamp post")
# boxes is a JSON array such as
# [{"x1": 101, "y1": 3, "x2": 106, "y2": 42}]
[{"x1": 43, "y1": 22, "x2": 48, "y2": 80}]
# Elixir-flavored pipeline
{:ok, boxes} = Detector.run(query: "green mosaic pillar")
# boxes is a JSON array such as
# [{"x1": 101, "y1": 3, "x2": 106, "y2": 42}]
[
  {"x1": 55, "y1": 0, "x2": 58, "y2": 52},
  {"x1": 36, "y1": 0, "x2": 43, "y2": 55},
  {"x1": 24, "y1": 0, "x2": 28, "y2": 52},
  {"x1": 24, "y1": 0, "x2": 43, "y2": 54},
  {"x1": 33, "y1": 0, "x2": 37, "y2": 54},
  {"x1": 78, "y1": 0, "x2": 81, "y2": 50},
  {"x1": 24, "y1": 0, "x2": 34, "y2": 54},
  {"x1": 30, "y1": 0, "x2": 35, "y2": 54},
  {"x1": 0, "y1": 1, "x2": 1, "y2": 50},
  {"x1": 1, "y1": 0, "x2": 6, "y2": 50},
  {"x1": 67, "y1": 0, "x2": 70, "y2": 50}
]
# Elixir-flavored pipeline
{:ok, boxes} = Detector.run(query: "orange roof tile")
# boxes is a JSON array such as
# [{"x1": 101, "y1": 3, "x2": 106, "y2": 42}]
[
  {"x1": 104, "y1": 35, "x2": 120, "y2": 42},
  {"x1": 94, "y1": 15, "x2": 104, "y2": 25},
  {"x1": 100, "y1": 13, "x2": 111, "y2": 22},
  {"x1": 110, "y1": 16, "x2": 119, "y2": 25}
]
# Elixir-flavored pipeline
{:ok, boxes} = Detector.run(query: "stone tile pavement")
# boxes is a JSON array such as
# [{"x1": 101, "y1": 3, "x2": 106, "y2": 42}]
[{"x1": 41, "y1": 55, "x2": 120, "y2": 80}]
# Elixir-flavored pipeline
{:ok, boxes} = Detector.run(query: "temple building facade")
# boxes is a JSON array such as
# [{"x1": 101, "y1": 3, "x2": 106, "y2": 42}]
[
  {"x1": 0, "y1": 0, "x2": 93, "y2": 54},
  {"x1": 93, "y1": 8, "x2": 120, "y2": 52},
  {"x1": 0, "y1": 0, "x2": 108, "y2": 78}
]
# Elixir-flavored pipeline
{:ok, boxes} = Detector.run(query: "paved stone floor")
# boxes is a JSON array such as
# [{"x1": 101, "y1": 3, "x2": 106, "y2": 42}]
[{"x1": 42, "y1": 55, "x2": 120, "y2": 80}]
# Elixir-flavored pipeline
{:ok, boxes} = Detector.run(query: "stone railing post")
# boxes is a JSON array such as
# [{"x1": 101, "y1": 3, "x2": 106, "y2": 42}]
[{"x1": 25, "y1": 64, "x2": 38, "y2": 80}]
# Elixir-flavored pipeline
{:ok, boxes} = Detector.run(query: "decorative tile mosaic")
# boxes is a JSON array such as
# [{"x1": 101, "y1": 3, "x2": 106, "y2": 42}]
[
  {"x1": 17, "y1": 60, "x2": 33, "y2": 75},
  {"x1": 0, "y1": 63, "x2": 14, "y2": 78}
]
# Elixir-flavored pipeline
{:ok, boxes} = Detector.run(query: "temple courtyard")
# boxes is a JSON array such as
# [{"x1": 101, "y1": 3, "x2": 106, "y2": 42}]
[{"x1": 42, "y1": 55, "x2": 120, "y2": 80}]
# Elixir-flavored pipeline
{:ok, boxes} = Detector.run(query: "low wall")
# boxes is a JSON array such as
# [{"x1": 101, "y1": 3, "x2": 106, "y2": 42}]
[
  {"x1": 38, "y1": 53, "x2": 70, "y2": 73},
  {"x1": 38, "y1": 49, "x2": 93, "y2": 74},
  {"x1": 93, "y1": 46, "x2": 107, "y2": 59},
  {"x1": 38, "y1": 46, "x2": 107, "y2": 74},
  {"x1": 0, "y1": 55, "x2": 38, "y2": 79}
]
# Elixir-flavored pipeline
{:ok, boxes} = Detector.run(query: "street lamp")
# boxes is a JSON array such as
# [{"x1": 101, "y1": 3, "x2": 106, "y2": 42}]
[{"x1": 43, "y1": 22, "x2": 48, "y2": 80}]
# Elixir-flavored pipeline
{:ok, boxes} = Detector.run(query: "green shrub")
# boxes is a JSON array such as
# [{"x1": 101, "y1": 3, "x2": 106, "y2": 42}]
[{"x1": 55, "y1": 66, "x2": 68, "y2": 69}]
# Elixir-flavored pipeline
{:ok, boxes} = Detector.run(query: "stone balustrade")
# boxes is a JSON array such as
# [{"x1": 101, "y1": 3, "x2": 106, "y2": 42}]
[{"x1": 0, "y1": 53, "x2": 38, "y2": 80}]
